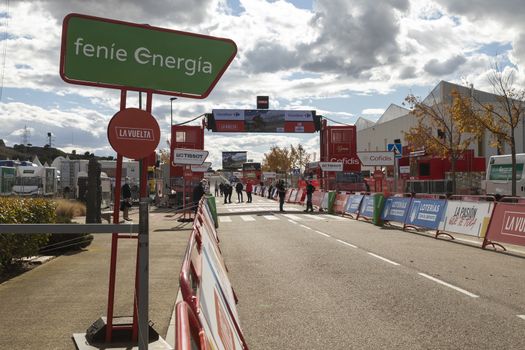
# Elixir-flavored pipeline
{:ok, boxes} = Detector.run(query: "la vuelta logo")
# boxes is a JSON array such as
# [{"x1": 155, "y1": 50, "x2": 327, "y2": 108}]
[{"x1": 502, "y1": 211, "x2": 525, "y2": 236}]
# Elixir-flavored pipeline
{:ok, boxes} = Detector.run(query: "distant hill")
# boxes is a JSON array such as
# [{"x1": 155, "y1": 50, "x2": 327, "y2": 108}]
[{"x1": 0, "y1": 140, "x2": 115, "y2": 165}]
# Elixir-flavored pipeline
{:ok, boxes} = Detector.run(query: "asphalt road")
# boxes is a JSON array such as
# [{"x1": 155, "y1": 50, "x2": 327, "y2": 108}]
[{"x1": 215, "y1": 193, "x2": 525, "y2": 350}]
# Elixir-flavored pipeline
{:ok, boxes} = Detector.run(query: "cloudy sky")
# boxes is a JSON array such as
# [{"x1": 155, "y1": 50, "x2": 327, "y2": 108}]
[{"x1": 0, "y1": 0, "x2": 524, "y2": 168}]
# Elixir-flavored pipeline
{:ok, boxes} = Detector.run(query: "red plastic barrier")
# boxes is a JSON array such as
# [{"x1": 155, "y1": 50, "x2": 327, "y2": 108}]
[
  {"x1": 286, "y1": 188, "x2": 297, "y2": 203},
  {"x1": 483, "y1": 202, "x2": 525, "y2": 251},
  {"x1": 311, "y1": 191, "x2": 325, "y2": 209},
  {"x1": 284, "y1": 189, "x2": 293, "y2": 202},
  {"x1": 175, "y1": 301, "x2": 209, "y2": 350},
  {"x1": 296, "y1": 188, "x2": 305, "y2": 204},
  {"x1": 332, "y1": 193, "x2": 350, "y2": 214}
]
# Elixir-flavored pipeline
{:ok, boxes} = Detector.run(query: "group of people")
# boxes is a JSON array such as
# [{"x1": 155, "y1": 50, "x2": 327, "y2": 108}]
[{"x1": 215, "y1": 181, "x2": 254, "y2": 204}]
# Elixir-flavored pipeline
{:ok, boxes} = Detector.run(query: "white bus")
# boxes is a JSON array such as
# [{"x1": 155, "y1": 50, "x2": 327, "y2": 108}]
[{"x1": 483, "y1": 154, "x2": 525, "y2": 197}]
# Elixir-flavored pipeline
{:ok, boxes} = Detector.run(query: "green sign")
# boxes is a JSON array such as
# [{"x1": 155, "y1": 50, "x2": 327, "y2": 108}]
[
  {"x1": 489, "y1": 163, "x2": 524, "y2": 180},
  {"x1": 60, "y1": 14, "x2": 237, "y2": 98}
]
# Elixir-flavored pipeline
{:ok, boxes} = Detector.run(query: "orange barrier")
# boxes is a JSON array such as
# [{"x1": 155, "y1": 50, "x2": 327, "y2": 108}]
[
  {"x1": 332, "y1": 193, "x2": 350, "y2": 215},
  {"x1": 296, "y1": 188, "x2": 305, "y2": 204}
]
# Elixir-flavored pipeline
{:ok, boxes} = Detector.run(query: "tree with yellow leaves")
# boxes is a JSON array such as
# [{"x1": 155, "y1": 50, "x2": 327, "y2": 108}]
[
  {"x1": 404, "y1": 89, "x2": 481, "y2": 194},
  {"x1": 463, "y1": 62, "x2": 525, "y2": 196},
  {"x1": 262, "y1": 146, "x2": 292, "y2": 179}
]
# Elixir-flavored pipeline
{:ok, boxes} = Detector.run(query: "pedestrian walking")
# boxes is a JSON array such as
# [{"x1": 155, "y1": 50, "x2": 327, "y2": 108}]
[
  {"x1": 276, "y1": 180, "x2": 286, "y2": 212},
  {"x1": 219, "y1": 182, "x2": 224, "y2": 196},
  {"x1": 304, "y1": 179, "x2": 315, "y2": 212},
  {"x1": 246, "y1": 181, "x2": 253, "y2": 203},
  {"x1": 120, "y1": 177, "x2": 132, "y2": 221},
  {"x1": 235, "y1": 182, "x2": 244, "y2": 203}
]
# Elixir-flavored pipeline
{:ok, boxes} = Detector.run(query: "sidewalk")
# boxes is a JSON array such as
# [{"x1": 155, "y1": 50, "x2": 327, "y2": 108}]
[{"x1": 0, "y1": 206, "x2": 192, "y2": 350}]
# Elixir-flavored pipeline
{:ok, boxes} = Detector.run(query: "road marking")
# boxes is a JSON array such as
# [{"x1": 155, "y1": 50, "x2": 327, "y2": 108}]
[
  {"x1": 336, "y1": 239, "x2": 357, "y2": 248},
  {"x1": 240, "y1": 215, "x2": 256, "y2": 222},
  {"x1": 418, "y1": 273, "x2": 479, "y2": 298},
  {"x1": 299, "y1": 224, "x2": 312, "y2": 230},
  {"x1": 319, "y1": 214, "x2": 344, "y2": 220},
  {"x1": 517, "y1": 315, "x2": 525, "y2": 321},
  {"x1": 367, "y1": 252, "x2": 400, "y2": 266},
  {"x1": 219, "y1": 216, "x2": 232, "y2": 223},
  {"x1": 288, "y1": 219, "x2": 298, "y2": 224},
  {"x1": 262, "y1": 215, "x2": 279, "y2": 221},
  {"x1": 314, "y1": 230, "x2": 330, "y2": 237},
  {"x1": 304, "y1": 214, "x2": 324, "y2": 220},
  {"x1": 283, "y1": 214, "x2": 302, "y2": 220}
]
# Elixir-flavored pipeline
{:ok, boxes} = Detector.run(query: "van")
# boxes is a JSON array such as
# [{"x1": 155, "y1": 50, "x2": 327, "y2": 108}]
[{"x1": 483, "y1": 154, "x2": 525, "y2": 197}]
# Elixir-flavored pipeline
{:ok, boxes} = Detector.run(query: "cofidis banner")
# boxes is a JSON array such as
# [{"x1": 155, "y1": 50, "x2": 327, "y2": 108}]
[
  {"x1": 381, "y1": 197, "x2": 412, "y2": 223},
  {"x1": 406, "y1": 199, "x2": 447, "y2": 230}
]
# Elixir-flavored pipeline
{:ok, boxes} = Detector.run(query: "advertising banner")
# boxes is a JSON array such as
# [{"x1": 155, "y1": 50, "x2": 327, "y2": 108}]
[
  {"x1": 359, "y1": 195, "x2": 375, "y2": 218},
  {"x1": 381, "y1": 197, "x2": 412, "y2": 223},
  {"x1": 484, "y1": 202, "x2": 525, "y2": 247},
  {"x1": 442, "y1": 200, "x2": 494, "y2": 237},
  {"x1": 222, "y1": 151, "x2": 247, "y2": 170},
  {"x1": 357, "y1": 151, "x2": 395, "y2": 166},
  {"x1": 319, "y1": 162, "x2": 343, "y2": 172},
  {"x1": 332, "y1": 194, "x2": 350, "y2": 214},
  {"x1": 405, "y1": 199, "x2": 447, "y2": 230},
  {"x1": 345, "y1": 194, "x2": 364, "y2": 214},
  {"x1": 173, "y1": 148, "x2": 209, "y2": 165},
  {"x1": 312, "y1": 191, "x2": 325, "y2": 208},
  {"x1": 242, "y1": 162, "x2": 261, "y2": 171}
]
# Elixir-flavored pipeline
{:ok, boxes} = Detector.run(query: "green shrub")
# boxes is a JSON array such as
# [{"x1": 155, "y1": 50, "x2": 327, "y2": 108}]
[
  {"x1": 38, "y1": 199, "x2": 92, "y2": 254},
  {"x1": 0, "y1": 198, "x2": 55, "y2": 271}
]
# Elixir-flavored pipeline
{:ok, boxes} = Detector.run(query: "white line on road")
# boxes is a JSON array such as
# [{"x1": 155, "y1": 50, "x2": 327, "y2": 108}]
[
  {"x1": 288, "y1": 219, "x2": 298, "y2": 224},
  {"x1": 367, "y1": 252, "x2": 400, "y2": 266},
  {"x1": 240, "y1": 215, "x2": 256, "y2": 222},
  {"x1": 336, "y1": 239, "x2": 357, "y2": 248},
  {"x1": 283, "y1": 214, "x2": 302, "y2": 220},
  {"x1": 418, "y1": 273, "x2": 479, "y2": 298},
  {"x1": 263, "y1": 215, "x2": 279, "y2": 221},
  {"x1": 314, "y1": 230, "x2": 330, "y2": 237},
  {"x1": 304, "y1": 214, "x2": 325, "y2": 220},
  {"x1": 299, "y1": 224, "x2": 312, "y2": 230},
  {"x1": 219, "y1": 216, "x2": 232, "y2": 223},
  {"x1": 517, "y1": 315, "x2": 525, "y2": 321}
]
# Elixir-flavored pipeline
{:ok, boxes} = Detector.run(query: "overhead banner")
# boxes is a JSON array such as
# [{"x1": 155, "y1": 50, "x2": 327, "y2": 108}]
[
  {"x1": 222, "y1": 151, "x2": 247, "y2": 170},
  {"x1": 319, "y1": 162, "x2": 343, "y2": 172},
  {"x1": 406, "y1": 199, "x2": 447, "y2": 230},
  {"x1": 357, "y1": 151, "x2": 395, "y2": 166},
  {"x1": 242, "y1": 162, "x2": 261, "y2": 171},
  {"x1": 209, "y1": 109, "x2": 318, "y2": 133},
  {"x1": 173, "y1": 148, "x2": 208, "y2": 165},
  {"x1": 441, "y1": 200, "x2": 494, "y2": 237}
]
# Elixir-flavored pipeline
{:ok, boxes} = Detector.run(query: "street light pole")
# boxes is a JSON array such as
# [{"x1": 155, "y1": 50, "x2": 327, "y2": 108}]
[{"x1": 170, "y1": 97, "x2": 177, "y2": 127}]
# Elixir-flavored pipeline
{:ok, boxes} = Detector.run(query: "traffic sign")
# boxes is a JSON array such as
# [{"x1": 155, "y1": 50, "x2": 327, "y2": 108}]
[
  {"x1": 173, "y1": 148, "x2": 209, "y2": 165},
  {"x1": 107, "y1": 108, "x2": 160, "y2": 159},
  {"x1": 387, "y1": 143, "x2": 402, "y2": 158},
  {"x1": 60, "y1": 13, "x2": 237, "y2": 99}
]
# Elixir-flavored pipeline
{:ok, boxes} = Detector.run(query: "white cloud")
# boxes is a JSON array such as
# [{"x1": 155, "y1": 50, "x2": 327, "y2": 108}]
[{"x1": 362, "y1": 108, "x2": 386, "y2": 115}]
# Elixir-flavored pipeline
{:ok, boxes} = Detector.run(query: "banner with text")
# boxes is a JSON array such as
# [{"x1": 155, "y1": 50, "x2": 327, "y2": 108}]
[
  {"x1": 345, "y1": 194, "x2": 364, "y2": 215},
  {"x1": 405, "y1": 199, "x2": 447, "y2": 230},
  {"x1": 484, "y1": 202, "x2": 525, "y2": 248},
  {"x1": 442, "y1": 200, "x2": 494, "y2": 237},
  {"x1": 381, "y1": 197, "x2": 412, "y2": 223},
  {"x1": 359, "y1": 195, "x2": 375, "y2": 218}
]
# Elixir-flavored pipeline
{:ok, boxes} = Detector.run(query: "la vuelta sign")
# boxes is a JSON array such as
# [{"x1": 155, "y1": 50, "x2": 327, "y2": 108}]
[
  {"x1": 107, "y1": 108, "x2": 160, "y2": 159},
  {"x1": 485, "y1": 203, "x2": 525, "y2": 248}
]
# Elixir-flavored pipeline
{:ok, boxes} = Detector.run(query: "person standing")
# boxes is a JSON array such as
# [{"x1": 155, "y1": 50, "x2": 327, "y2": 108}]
[
  {"x1": 246, "y1": 181, "x2": 253, "y2": 203},
  {"x1": 214, "y1": 181, "x2": 219, "y2": 197},
  {"x1": 267, "y1": 183, "x2": 273, "y2": 199},
  {"x1": 235, "y1": 182, "x2": 244, "y2": 203},
  {"x1": 227, "y1": 183, "x2": 233, "y2": 203},
  {"x1": 276, "y1": 180, "x2": 286, "y2": 212},
  {"x1": 304, "y1": 179, "x2": 315, "y2": 212},
  {"x1": 192, "y1": 181, "x2": 205, "y2": 213},
  {"x1": 121, "y1": 177, "x2": 132, "y2": 221},
  {"x1": 219, "y1": 182, "x2": 224, "y2": 196}
]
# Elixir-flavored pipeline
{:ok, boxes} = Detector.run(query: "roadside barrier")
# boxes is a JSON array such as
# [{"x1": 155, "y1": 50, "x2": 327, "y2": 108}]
[
  {"x1": 311, "y1": 190, "x2": 326, "y2": 211},
  {"x1": 296, "y1": 188, "x2": 305, "y2": 204},
  {"x1": 287, "y1": 188, "x2": 297, "y2": 203},
  {"x1": 483, "y1": 201, "x2": 525, "y2": 251},
  {"x1": 403, "y1": 197, "x2": 447, "y2": 233},
  {"x1": 175, "y1": 301, "x2": 211, "y2": 350},
  {"x1": 343, "y1": 194, "x2": 364, "y2": 219},
  {"x1": 381, "y1": 194, "x2": 412, "y2": 228},
  {"x1": 332, "y1": 193, "x2": 350, "y2": 215},
  {"x1": 438, "y1": 195, "x2": 495, "y2": 240},
  {"x1": 284, "y1": 188, "x2": 293, "y2": 203},
  {"x1": 356, "y1": 194, "x2": 385, "y2": 225},
  {"x1": 178, "y1": 198, "x2": 249, "y2": 350}
]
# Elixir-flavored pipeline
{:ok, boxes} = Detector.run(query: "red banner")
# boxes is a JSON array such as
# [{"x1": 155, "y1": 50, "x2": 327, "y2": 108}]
[
  {"x1": 312, "y1": 191, "x2": 325, "y2": 208},
  {"x1": 215, "y1": 120, "x2": 245, "y2": 132},
  {"x1": 484, "y1": 203, "x2": 525, "y2": 248},
  {"x1": 332, "y1": 194, "x2": 349, "y2": 214}
]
